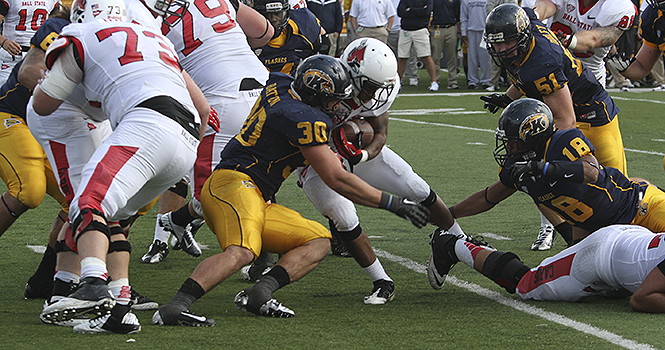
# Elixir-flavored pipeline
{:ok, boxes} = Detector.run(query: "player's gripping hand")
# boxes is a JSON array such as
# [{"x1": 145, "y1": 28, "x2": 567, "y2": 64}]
[
  {"x1": 480, "y1": 93, "x2": 513, "y2": 114},
  {"x1": 509, "y1": 160, "x2": 545, "y2": 187},
  {"x1": 207, "y1": 107, "x2": 220, "y2": 133},
  {"x1": 379, "y1": 193, "x2": 430, "y2": 228},
  {"x1": 332, "y1": 126, "x2": 366, "y2": 165},
  {"x1": 605, "y1": 53, "x2": 635, "y2": 73}
]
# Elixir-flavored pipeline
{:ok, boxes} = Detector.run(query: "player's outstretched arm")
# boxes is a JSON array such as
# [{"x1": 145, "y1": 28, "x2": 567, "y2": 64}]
[
  {"x1": 302, "y1": 143, "x2": 429, "y2": 228},
  {"x1": 533, "y1": 0, "x2": 557, "y2": 20},
  {"x1": 542, "y1": 85, "x2": 576, "y2": 130},
  {"x1": 613, "y1": 44, "x2": 662, "y2": 81},
  {"x1": 18, "y1": 47, "x2": 46, "y2": 90},
  {"x1": 450, "y1": 181, "x2": 515, "y2": 219},
  {"x1": 631, "y1": 261, "x2": 665, "y2": 313},
  {"x1": 568, "y1": 26, "x2": 623, "y2": 52}
]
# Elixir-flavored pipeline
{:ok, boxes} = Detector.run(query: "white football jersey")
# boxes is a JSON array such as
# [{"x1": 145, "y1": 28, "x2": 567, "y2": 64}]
[
  {"x1": 163, "y1": 0, "x2": 267, "y2": 101},
  {"x1": 338, "y1": 74, "x2": 400, "y2": 127},
  {"x1": 0, "y1": 0, "x2": 59, "y2": 46},
  {"x1": 548, "y1": 0, "x2": 636, "y2": 83},
  {"x1": 290, "y1": 0, "x2": 307, "y2": 9},
  {"x1": 47, "y1": 20, "x2": 197, "y2": 128},
  {"x1": 125, "y1": 0, "x2": 162, "y2": 31}
]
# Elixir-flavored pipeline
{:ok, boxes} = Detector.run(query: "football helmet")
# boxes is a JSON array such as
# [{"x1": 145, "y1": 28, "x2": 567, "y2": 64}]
[
  {"x1": 251, "y1": 0, "x2": 290, "y2": 35},
  {"x1": 292, "y1": 55, "x2": 354, "y2": 117},
  {"x1": 494, "y1": 98, "x2": 554, "y2": 166},
  {"x1": 340, "y1": 38, "x2": 397, "y2": 112},
  {"x1": 145, "y1": 0, "x2": 189, "y2": 27},
  {"x1": 70, "y1": 0, "x2": 128, "y2": 23},
  {"x1": 484, "y1": 4, "x2": 532, "y2": 68},
  {"x1": 646, "y1": 0, "x2": 665, "y2": 9}
]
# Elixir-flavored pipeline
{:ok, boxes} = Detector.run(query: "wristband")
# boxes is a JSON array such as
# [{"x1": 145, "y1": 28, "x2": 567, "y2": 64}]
[
  {"x1": 484, "y1": 186, "x2": 498, "y2": 205},
  {"x1": 378, "y1": 192, "x2": 395, "y2": 211},
  {"x1": 448, "y1": 205, "x2": 456, "y2": 219},
  {"x1": 358, "y1": 150, "x2": 369, "y2": 164},
  {"x1": 567, "y1": 35, "x2": 577, "y2": 50}
]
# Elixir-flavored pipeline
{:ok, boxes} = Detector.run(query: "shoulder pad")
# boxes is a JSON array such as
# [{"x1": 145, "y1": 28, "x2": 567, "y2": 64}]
[{"x1": 45, "y1": 36, "x2": 73, "y2": 70}]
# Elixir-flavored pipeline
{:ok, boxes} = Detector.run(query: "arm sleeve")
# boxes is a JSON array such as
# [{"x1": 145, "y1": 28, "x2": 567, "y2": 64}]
[{"x1": 39, "y1": 44, "x2": 82, "y2": 101}]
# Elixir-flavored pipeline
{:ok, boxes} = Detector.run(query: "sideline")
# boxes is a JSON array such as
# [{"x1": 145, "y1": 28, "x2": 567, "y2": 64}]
[{"x1": 374, "y1": 248, "x2": 659, "y2": 350}]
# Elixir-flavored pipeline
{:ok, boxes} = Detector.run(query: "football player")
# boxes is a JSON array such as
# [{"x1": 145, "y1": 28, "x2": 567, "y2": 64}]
[
  {"x1": 533, "y1": 0, "x2": 637, "y2": 87},
  {"x1": 34, "y1": 0, "x2": 206, "y2": 334},
  {"x1": 480, "y1": 4, "x2": 628, "y2": 251},
  {"x1": 429, "y1": 224, "x2": 665, "y2": 313},
  {"x1": 152, "y1": 55, "x2": 429, "y2": 325},
  {"x1": 141, "y1": 0, "x2": 274, "y2": 264},
  {"x1": 0, "y1": 0, "x2": 60, "y2": 83},
  {"x1": 252, "y1": 0, "x2": 323, "y2": 75},
  {"x1": 295, "y1": 38, "x2": 469, "y2": 303},
  {"x1": 427, "y1": 98, "x2": 665, "y2": 291}
]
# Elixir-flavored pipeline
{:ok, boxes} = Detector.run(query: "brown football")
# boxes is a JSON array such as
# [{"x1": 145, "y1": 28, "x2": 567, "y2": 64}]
[{"x1": 342, "y1": 118, "x2": 374, "y2": 149}]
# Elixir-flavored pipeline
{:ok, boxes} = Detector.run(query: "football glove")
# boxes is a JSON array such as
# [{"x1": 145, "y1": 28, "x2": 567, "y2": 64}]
[
  {"x1": 605, "y1": 52, "x2": 635, "y2": 73},
  {"x1": 207, "y1": 107, "x2": 220, "y2": 133},
  {"x1": 554, "y1": 29, "x2": 576, "y2": 49},
  {"x1": 380, "y1": 193, "x2": 430, "y2": 229},
  {"x1": 332, "y1": 126, "x2": 365, "y2": 165},
  {"x1": 480, "y1": 93, "x2": 514, "y2": 114},
  {"x1": 509, "y1": 160, "x2": 545, "y2": 187}
]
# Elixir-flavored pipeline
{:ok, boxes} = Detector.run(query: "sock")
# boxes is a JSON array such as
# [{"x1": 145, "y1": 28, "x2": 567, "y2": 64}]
[
  {"x1": 540, "y1": 212, "x2": 553, "y2": 227},
  {"x1": 110, "y1": 303, "x2": 131, "y2": 320},
  {"x1": 32, "y1": 244, "x2": 56, "y2": 278},
  {"x1": 362, "y1": 259, "x2": 393, "y2": 282},
  {"x1": 80, "y1": 257, "x2": 108, "y2": 281},
  {"x1": 447, "y1": 220, "x2": 465, "y2": 238},
  {"x1": 54, "y1": 270, "x2": 80, "y2": 284},
  {"x1": 168, "y1": 278, "x2": 205, "y2": 309},
  {"x1": 171, "y1": 205, "x2": 196, "y2": 227},
  {"x1": 455, "y1": 239, "x2": 483, "y2": 268},
  {"x1": 108, "y1": 278, "x2": 131, "y2": 305},
  {"x1": 554, "y1": 222, "x2": 574, "y2": 246},
  {"x1": 52, "y1": 277, "x2": 78, "y2": 297},
  {"x1": 153, "y1": 214, "x2": 170, "y2": 243}
]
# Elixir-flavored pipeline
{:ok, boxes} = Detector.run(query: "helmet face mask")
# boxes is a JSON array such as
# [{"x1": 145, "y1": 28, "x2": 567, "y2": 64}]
[
  {"x1": 252, "y1": 0, "x2": 290, "y2": 35},
  {"x1": 292, "y1": 55, "x2": 355, "y2": 121},
  {"x1": 340, "y1": 38, "x2": 397, "y2": 112},
  {"x1": 493, "y1": 98, "x2": 555, "y2": 166},
  {"x1": 158, "y1": 0, "x2": 190, "y2": 27},
  {"x1": 646, "y1": 0, "x2": 665, "y2": 9},
  {"x1": 485, "y1": 4, "x2": 532, "y2": 68},
  {"x1": 71, "y1": 0, "x2": 128, "y2": 23}
]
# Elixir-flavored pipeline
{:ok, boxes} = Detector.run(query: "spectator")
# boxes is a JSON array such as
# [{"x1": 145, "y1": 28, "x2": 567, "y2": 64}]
[
  {"x1": 397, "y1": 0, "x2": 439, "y2": 90},
  {"x1": 344, "y1": 0, "x2": 357, "y2": 44},
  {"x1": 349, "y1": 0, "x2": 396, "y2": 43},
  {"x1": 430, "y1": 0, "x2": 460, "y2": 89},
  {"x1": 388, "y1": 0, "x2": 420, "y2": 86},
  {"x1": 308, "y1": 0, "x2": 344, "y2": 56},
  {"x1": 461, "y1": 0, "x2": 491, "y2": 89}
]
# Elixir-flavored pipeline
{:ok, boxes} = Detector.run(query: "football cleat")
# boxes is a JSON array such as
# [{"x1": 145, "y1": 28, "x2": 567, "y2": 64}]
[
  {"x1": 427, "y1": 228, "x2": 462, "y2": 290},
  {"x1": 531, "y1": 225, "x2": 556, "y2": 251},
  {"x1": 73, "y1": 312, "x2": 141, "y2": 334},
  {"x1": 152, "y1": 304, "x2": 215, "y2": 327},
  {"x1": 40, "y1": 278, "x2": 115, "y2": 323},
  {"x1": 363, "y1": 279, "x2": 395, "y2": 305},
  {"x1": 141, "y1": 240, "x2": 169, "y2": 264},
  {"x1": 159, "y1": 212, "x2": 201, "y2": 257},
  {"x1": 40, "y1": 296, "x2": 90, "y2": 327},
  {"x1": 234, "y1": 290, "x2": 294, "y2": 318},
  {"x1": 129, "y1": 288, "x2": 158, "y2": 310}
]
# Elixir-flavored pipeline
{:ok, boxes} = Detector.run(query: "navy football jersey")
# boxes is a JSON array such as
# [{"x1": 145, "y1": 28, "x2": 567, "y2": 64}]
[
  {"x1": 639, "y1": 6, "x2": 665, "y2": 52},
  {"x1": 0, "y1": 17, "x2": 68, "y2": 119},
  {"x1": 218, "y1": 72, "x2": 333, "y2": 200},
  {"x1": 256, "y1": 8, "x2": 321, "y2": 76},
  {"x1": 499, "y1": 128, "x2": 645, "y2": 232},
  {"x1": 505, "y1": 8, "x2": 619, "y2": 127}
]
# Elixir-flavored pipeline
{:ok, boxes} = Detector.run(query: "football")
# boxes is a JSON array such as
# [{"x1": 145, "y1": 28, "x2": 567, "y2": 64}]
[{"x1": 342, "y1": 118, "x2": 374, "y2": 149}]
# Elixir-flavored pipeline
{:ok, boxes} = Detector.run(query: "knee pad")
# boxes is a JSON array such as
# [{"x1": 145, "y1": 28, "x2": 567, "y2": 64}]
[
  {"x1": 108, "y1": 240, "x2": 131, "y2": 254},
  {"x1": 110, "y1": 225, "x2": 129, "y2": 238},
  {"x1": 419, "y1": 189, "x2": 437, "y2": 207},
  {"x1": 168, "y1": 179, "x2": 189, "y2": 199},
  {"x1": 481, "y1": 251, "x2": 530, "y2": 294},
  {"x1": 55, "y1": 240, "x2": 74, "y2": 253},
  {"x1": 71, "y1": 208, "x2": 111, "y2": 243},
  {"x1": 330, "y1": 222, "x2": 362, "y2": 242}
]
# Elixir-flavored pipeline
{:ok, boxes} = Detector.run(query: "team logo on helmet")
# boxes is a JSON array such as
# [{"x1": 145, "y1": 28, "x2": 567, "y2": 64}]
[
  {"x1": 345, "y1": 40, "x2": 367, "y2": 72},
  {"x1": 303, "y1": 69, "x2": 334, "y2": 94},
  {"x1": 515, "y1": 8, "x2": 529, "y2": 31},
  {"x1": 519, "y1": 113, "x2": 549, "y2": 140}
]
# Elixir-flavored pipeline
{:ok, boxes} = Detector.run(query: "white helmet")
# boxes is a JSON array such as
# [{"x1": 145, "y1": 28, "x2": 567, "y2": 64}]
[
  {"x1": 71, "y1": 0, "x2": 128, "y2": 23},
  {"x1": 144, "y1": 0, "x2": 189, "y2": 27},
  {"x1": 340, "y1": 38, "x2": 397, "y2": 112}
]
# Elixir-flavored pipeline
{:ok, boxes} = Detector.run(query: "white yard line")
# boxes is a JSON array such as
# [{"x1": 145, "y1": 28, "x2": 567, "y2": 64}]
[
  {"x1": 390, "y1": 117, "x2": 665, "y2": 157},
  {"x1": 374, "y1": 249, "x2": 659, "y2": 350}
]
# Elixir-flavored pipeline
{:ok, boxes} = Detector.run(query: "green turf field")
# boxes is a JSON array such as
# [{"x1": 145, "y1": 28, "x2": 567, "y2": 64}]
[{"x1": 1, "y1": 72, "x2": 664, "y2": 349}]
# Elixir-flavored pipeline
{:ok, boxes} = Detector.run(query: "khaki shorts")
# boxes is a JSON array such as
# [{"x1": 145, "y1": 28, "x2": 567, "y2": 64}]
[{"x1": 397, "y1": 28, "x2": 432, "y2": 58}]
